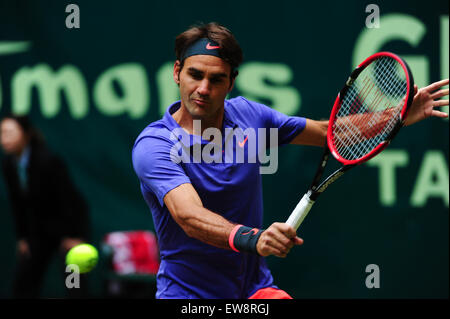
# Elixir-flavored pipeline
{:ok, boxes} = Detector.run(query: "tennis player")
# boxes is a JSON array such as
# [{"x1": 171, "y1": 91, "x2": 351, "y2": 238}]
[{"x1": 132, "y1": 22, "x2": 448, "y2": 299}]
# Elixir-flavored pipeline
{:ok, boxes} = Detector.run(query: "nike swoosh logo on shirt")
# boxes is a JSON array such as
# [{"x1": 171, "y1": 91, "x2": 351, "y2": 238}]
[
  {"x1": 238, "y1": 136, "x2": 248, "y2": 148},
  {"x1": 206, "y1": 43, "x2": 220, "y2": 50}
]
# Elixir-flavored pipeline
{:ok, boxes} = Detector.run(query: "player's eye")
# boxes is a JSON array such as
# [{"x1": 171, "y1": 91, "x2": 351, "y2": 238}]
[
  {"x1": 210, "y1": 77, "x2": 224, "y2": 84},
  {"x1": 189, "y1": 71, "x2": 203, "y2": 80}
]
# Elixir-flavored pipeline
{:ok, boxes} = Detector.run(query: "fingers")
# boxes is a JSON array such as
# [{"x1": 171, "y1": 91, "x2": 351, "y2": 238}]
[
  {"x1": 433, "y1": 99, "x2": 449, "y2": 107},
  {"x1": 431, "y1": 110, "x2": 449, "y2": 118},
  {"x1": 430, "y1": 88, "x2": 449, "y2": 100},
  {"x1": 431, "y1": 98, "x2": 449, "y2": 118},
  {"x1": 424, "y1": 78, "x2": 449, "y2": 92},
  {"x1": 257, "y1": 227, "x2": 289, "y2": 257},
  {"x1": 257, "y1": 223, "x2": 304, "y2": 258},
  {"x1": 293, "y1": 237, "x2": 304, "y2": 245}
]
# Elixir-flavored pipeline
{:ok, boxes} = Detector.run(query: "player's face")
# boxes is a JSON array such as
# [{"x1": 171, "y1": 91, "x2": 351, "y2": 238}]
[
  {"x1": 0, "y1": 119, "x2": 28, "y2": 156},
  {"x1": 175, "y1": 55, "x2": 234, "y2": 120}
]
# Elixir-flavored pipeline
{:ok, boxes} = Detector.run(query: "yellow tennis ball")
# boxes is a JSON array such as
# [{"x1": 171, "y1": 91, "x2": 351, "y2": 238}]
[{"x1": 66, "y1": 243, "x2": 98, "y2": 274}]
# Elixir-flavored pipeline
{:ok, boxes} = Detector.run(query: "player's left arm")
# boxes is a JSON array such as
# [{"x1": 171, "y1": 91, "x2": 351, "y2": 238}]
[{"x1": 289, "y1": 119, "x2": 328, "y2": 147}]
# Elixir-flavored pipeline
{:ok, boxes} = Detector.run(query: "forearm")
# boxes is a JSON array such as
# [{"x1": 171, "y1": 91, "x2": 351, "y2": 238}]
[
  {"x1": 176, "y1": 206, "x2": 236, "y2": 250},
  {"x1": 290, "y1": 119, "x2": 328, "y2": 147},
  {"x1": 172, "y1": 206, "x2": 301, "y2": 257},
  {"x1": 164, "y1": 183, "x2": 236, "y2": 250},
  {"x1": 164, "y1": 184, "x2": 304, "y2": 256}
]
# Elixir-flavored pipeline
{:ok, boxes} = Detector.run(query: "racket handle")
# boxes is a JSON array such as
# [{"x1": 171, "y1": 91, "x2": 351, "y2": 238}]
[{"x1": 286, "y1": 192, "x2": 315, "y2": 231}]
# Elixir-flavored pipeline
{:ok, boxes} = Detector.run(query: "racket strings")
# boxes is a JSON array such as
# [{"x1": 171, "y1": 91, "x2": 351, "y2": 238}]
[{"x1": 332, "y1": 57, "x2": 406, "y2": 160}]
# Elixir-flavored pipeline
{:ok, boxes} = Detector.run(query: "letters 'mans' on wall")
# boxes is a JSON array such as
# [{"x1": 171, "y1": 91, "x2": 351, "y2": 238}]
[{"x1": 0, "y1": 14, "x2": 447, "y2": 120}]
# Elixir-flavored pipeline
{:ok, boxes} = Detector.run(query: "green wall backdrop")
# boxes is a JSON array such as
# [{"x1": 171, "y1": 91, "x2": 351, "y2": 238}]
[{"x1": 0, "y1": 0, "x2": 448, "y2": 298}]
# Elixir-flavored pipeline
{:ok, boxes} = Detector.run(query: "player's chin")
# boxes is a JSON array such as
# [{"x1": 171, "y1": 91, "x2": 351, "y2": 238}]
[
  {"x1": 190, "y1": 106, "x2": 218, "y2": 120},
  {"x1": 187, "y1": 103, "x2": 207, "y2": 117}
]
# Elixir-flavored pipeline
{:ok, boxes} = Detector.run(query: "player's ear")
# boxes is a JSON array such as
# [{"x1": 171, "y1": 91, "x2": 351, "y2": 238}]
[
  {"x1": 228, "y1": 70, "x2": 238, "y2": 92},
  {"x1": 173, "y1": 60, "x2": 181, "y2": 86}
]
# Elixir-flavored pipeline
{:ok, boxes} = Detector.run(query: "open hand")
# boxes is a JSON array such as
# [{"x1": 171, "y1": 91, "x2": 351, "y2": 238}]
[{"x1": 405, "y1": 78, "x2": 449, "y2": 126}]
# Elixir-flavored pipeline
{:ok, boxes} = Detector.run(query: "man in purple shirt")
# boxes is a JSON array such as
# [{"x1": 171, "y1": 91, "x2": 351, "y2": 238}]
[{"x1": 132, "y1": 22, "x2": 449, "y2": 298}]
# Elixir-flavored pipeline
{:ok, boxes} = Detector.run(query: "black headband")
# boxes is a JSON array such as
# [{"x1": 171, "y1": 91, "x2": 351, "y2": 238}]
[
  {"x1": 180, "y1": 38, "x2": 238, "y2": 77},
  {"x1": 181, "y1": 38, "x2": 221, "y2": 62}
]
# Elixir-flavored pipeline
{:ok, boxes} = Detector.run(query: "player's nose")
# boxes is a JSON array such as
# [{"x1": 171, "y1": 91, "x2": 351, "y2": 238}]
[{"x1": 196, "y1": 79, "x2": 211, "y2": 96}]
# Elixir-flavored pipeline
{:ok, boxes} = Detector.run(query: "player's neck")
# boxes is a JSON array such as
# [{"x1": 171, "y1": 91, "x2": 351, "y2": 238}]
[{"x1": 172, "y1": 103, "x2": 224, "y2": 137}]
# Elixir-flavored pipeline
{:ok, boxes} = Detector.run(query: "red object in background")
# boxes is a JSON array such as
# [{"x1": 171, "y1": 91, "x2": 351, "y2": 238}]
[{"x1": 104, "y1": 230, "x2": 160, "y2": 275}]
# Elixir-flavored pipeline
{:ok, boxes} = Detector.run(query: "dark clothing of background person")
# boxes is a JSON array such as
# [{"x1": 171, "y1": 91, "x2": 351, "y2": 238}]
[{"x1": 2, "y1": 140, "x2": 90, "y2": 298}]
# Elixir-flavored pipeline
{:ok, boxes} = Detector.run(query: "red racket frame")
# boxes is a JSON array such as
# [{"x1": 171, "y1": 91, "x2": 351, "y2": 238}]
[{"x1": 327, "y1": 52, "x2": 414, "y2": 166}]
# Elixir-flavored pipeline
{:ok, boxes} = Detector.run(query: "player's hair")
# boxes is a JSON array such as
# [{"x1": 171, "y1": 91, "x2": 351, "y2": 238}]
[{"x1": 175, "y1": 22, "x2": 243, "y2": 79}]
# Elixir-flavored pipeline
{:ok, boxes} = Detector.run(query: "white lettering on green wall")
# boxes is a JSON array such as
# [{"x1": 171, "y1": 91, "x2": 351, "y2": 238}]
[
  {"x1": 366, "y1": 149, "x2": 449, "y2": 207},
  {"x1": 11, "y1": 64, "x2": 88, "y2": 119},
  {"x1": 365, "y1": 150, "x2": 409, "y2": 207},
  {"x1": 236, "y1": 62, "x2": 301, "y2": 116},
  {"x1": 93, "y1": 63, "x2": 149, "y2": 119},
  {"x1": 353, "y1": 13, "x2": 428, "y2": 88},
  {"x1": 157, "y1": 61, "x2": 179, "y2": 117},
  {"x1": 410, "y1": 150, "x2": 449, "y2": 207}
]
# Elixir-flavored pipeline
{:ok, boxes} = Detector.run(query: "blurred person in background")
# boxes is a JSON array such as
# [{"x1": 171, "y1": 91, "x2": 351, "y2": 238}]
[{"x1": 0, "y1": 114, "x2": 90, "y2": 298}]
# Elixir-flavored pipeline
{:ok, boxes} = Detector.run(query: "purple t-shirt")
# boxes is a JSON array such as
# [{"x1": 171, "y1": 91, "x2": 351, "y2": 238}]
[{"x1": 132, "y1": 96, "x2": 306, "y2": 298}]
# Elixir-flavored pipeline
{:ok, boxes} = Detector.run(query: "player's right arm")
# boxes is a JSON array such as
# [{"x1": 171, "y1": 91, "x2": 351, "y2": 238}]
[
  {"x1": 164, "y1": 183, "x2": 303, "y2": 257},
  {"x1": 133, "y1": 130, "x2": 301, "y2": 258},
  {"x1": 164, "y1": 182, "x2": 236, "y2": 250}
]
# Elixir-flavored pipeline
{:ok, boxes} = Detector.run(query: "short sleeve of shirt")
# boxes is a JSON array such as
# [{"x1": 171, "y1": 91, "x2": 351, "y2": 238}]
[
  {"x1": 238, "y1": 97, "x2": 306, "y2": 146},
  {"x1": 132, "y1": 133, "x2": 191, "y2": 207}
]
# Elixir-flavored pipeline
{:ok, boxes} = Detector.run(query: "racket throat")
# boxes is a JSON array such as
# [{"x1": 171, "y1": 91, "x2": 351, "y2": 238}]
[{"x1": 311, "y1": 165, "x2": 352, "y2": 200}]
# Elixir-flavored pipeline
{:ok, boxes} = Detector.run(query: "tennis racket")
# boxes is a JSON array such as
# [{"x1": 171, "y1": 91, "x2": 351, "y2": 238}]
[{"x1": 286, "y1": 52, "x2": 414, "y2": 231}]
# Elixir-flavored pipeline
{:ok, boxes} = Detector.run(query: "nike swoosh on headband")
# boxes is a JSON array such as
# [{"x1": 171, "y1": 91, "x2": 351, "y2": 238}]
[
  {"x1": 181, "y1": 38, "x2": 221, "y2": 61},
  {"x1": 206, "y1": 43, "x2": 220, "y2": 50}
]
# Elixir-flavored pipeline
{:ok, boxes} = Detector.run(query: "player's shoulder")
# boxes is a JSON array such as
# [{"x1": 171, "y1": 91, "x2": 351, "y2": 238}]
[
  {"x1": 132, "y1": 121, "x2": 177, "y2": 164},
  {"x1": 134, "y1": 120, "x2": 174, "y2": 148},
  {"x1": 134, "y1": 101, "x2": 186, "y2": 148},
  {"x1": 225, "y1": 96, "x2": 273, "y2": 122},
  {"x1": 132, "y1": 121, "x2": 174, "y2": 165},
  {"x1": 226, "y1": 96, "x2": 271, "y2": 111},
  {"x1": 226, "y1": 96, "x2": 256, "y2": 109}
]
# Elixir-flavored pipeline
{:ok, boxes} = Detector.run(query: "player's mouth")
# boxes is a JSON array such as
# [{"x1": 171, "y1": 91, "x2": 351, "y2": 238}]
[{"x1": 192, "y1": 98, "x2": 210, "y2": 107}]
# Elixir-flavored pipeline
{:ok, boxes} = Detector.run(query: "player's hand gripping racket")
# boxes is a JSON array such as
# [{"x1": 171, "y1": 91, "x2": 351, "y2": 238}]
[{"x1": 286, "y1": 52, "x2": 414, "y2": 231}]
